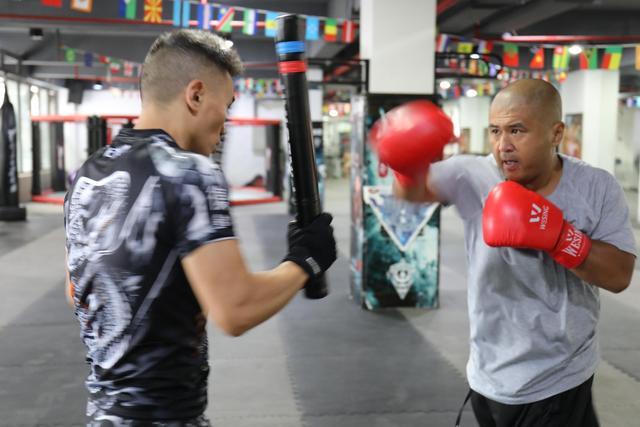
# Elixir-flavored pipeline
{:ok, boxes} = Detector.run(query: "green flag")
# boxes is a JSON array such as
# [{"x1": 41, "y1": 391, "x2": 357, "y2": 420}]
[{"x1": 65, "y1": 48, "x2": 76, "y2": 63}]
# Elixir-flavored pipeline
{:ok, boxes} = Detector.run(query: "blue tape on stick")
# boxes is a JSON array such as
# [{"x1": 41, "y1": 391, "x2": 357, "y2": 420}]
[{"x1": 276, "y1": 41, "x2": 305, "y2": 55}]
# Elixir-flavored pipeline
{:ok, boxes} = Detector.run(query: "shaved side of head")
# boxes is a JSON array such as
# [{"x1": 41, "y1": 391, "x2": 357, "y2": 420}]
[
  {"x1": 492, "y1": 79, "x2": 562, "y2": 126},
  {"x1": 141, "y1": 30, "x2": 243, "y2": 104}
]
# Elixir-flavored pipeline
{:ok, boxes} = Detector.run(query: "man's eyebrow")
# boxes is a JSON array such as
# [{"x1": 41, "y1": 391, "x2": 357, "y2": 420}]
[{"x1": 489, "y1": 122, "x2": 527, "y2": 128}]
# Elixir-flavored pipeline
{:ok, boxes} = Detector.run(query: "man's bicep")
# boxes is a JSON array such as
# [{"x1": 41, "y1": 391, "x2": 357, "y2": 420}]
[{"x1": 181, "y1": 239, "x2": 249, "y2": 319}]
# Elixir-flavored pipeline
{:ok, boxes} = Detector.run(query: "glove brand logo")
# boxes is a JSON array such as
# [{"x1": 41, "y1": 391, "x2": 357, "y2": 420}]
[
  {"x1": 305, "y1": 257, "x2": 322, "y2": 276},
  {"x1": 561, "y1": 228, "x2": 583, "y2": 258},
  {"x1": 529, "y1": 203, "x2": 549, "y2": 230}
]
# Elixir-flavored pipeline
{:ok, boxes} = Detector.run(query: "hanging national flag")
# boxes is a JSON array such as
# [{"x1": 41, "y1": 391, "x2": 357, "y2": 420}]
[
  {"x1": 579, "y1": 48, "x2": 598, "y2": 69},
  {"x1": 83, "y1": 52, "x2": 93, "y2": 67},
  {"x1": 436, "y1": 34, "x2": 449, "y2": 52},
  {"x1": 529, "y1": 47, "x2": 545, "y2": 69},
  {"x1": 306, "y1": 16, "x2": 320, "y2": 40},
  {"x1": 636, "y1": 46, "x2": 640, "y2": 71},
  {"x1": 457, "y1": 42, "x2": 473, "y2": 54},
  {"x1": 182, "y1": 0, "x2": 191, "y2": 27},
  {"x1": 109, "y1": 60, "x2": 122, "y2": 74},
  {"x1": 469, "y1": 59, "x2": 478, "y2": 75},
  {"x1": 119, "y1": 0, "x2": 137, "y2": 20},
  {"x1": 98, "y1": 55, "x2": 110, "y2": 64},
  {"x1": 265, "y1": 12, "x2": 278, "y2": 37},
  {"x1": 41, "y1": 0, "x2": 62, "y2": 7},
  {"x1": 71, "y1": 0, "x2": 92, "y2": 13},
  {"x1": 197, "y1": 1, "x2": 212, "y2": 30},
  {"x1": 124, "y1": 61, "x2": 134, "y2": 77},
  {"x1": 216, "y1": 7, "x2": 235, "y2": 33},
  {"x1": 503, "y1": 43, "x2": 519, "y2": 68},
  {"x1": 601, "y1": 46, "x2": 623, "y2": 70},
  {"x1": 477, "y1": 40, "x2": 493, "y2": 54},
  {"x1": 552, "y1": 46, "x2": 569, "y2": 71},
  {"x1": 173, "y1": 0, "x2": 181, "y2": 26},
  {"x1": 144, "y1": 0, "x2": 162, "y2": 24},
  {"x1": 488, "y1": 63, "x2": 498, "y2": 77},
  {"x1": 342, "y1": 20, "x2": 355, "y2": 43},
  {"x1": 242, "y1": 9, "x2": 257, "y2": 35},
  {"x1": 324, "y1": 18, "x2": 337, "y2": 42},
  {"x1": 65, "y1": 48, "x2": 76, "y2": 64},
  {"x1": 478, "y1": 61, "x2": 489, "y2": 76}
]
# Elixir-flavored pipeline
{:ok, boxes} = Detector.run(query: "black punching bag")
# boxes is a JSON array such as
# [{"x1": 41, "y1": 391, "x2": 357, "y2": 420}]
[{"x1": 0, "y1": 85, "x2": 26, "y2": 221}]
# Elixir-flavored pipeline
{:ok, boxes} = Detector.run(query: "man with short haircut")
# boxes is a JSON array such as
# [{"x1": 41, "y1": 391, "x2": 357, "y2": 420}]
[{"x1": 65, "y1": 30, "x2": 336, "y2": 425}]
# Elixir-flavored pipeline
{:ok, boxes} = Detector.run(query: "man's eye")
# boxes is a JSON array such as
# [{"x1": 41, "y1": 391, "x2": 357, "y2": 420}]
[{"x1": 511, "y1": 129, "x2": 521, "y2": 134}]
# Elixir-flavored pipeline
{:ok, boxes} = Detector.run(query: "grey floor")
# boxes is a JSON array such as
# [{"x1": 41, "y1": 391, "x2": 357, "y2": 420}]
[{"x1": 1, "y1": 179, "x2": 640, "y2": 426}]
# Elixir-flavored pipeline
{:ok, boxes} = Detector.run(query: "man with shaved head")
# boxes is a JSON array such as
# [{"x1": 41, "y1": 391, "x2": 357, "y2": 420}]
[
  {"x1": 64, "y1": 30, "x2": 336, "y2": 425},
  {"x1": 385, "y1": 79, "x2": 635, "y2": 426}
]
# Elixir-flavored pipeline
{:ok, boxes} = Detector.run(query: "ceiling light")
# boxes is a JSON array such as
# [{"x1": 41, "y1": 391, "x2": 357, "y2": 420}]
[
  {"x1": 470, "y1": 53, "x2": 480, "y2": 59},
  {"x1": 569, "y1": 45, "x2": 582, "y2": 55},
  {"x1": 93, "y1": 81, "x2": 104, "y2": 90},
  {"x1": 466, "y1": 88, "x2": 478, "y2": 97},
  {"x1": 439, "y1": 80, "x2": 451, "y2": 90}
]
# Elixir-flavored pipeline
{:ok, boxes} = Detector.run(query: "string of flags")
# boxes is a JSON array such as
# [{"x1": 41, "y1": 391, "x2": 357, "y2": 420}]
[
  {"x1": 438, "y1": 69, "x2": 565, "y2": 101},
  {"x1": 41, "y1": 0, "x2": 358, "y2": 43},
  {"x1": 61, "y1": 43, "x2": 284, "y2": 97},
  {"x1": 234, "y1": 78, "x2": 284, "y2": 98},
  {"x1": 436, "y1": 34, "x2": 639, "y2": 74},
  {"x1": 61, "y1": 46, "x2": 142, "y2": 79}
]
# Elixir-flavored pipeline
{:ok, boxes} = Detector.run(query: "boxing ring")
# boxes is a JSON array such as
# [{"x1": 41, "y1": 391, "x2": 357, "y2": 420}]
[{"x1": 29, "y1": 115, "x2": 284, "y2": 206}]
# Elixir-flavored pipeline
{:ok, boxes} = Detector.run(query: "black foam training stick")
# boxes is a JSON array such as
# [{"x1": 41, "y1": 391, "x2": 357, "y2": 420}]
[{"x1": 275, "y1": 14, "x2": 328, "y2": 299}]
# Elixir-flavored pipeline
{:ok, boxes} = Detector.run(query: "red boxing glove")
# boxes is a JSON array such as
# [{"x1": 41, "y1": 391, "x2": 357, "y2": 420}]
[
  {"x1": 483, "y1": 181, "x2": 591, "y2": 269},
  {"x1": 369, "y1": 100, "x2": 453, "y2": 187}
]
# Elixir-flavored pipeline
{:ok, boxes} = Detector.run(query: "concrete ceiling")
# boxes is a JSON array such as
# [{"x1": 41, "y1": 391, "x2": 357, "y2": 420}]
[
  {"x1": 1, "y1": 0, "x2": 639, "y2": 89},
  {"x1": 0, "y1": 0, "x2": 358, "y2": 85}
]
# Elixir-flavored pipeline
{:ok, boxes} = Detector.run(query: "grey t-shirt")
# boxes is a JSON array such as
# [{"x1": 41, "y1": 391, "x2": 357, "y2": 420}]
[{"x1": 430, "y1": 153, "x2": 636, "y2": 404}]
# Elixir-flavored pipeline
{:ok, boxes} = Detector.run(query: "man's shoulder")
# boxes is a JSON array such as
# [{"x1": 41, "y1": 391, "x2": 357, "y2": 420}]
[
  {"x1": 561, "y1": 155, "x2": 618, "y2": 189},
  {"x1": 146, "y1": 138, "x2": 221, "y2": 184}
]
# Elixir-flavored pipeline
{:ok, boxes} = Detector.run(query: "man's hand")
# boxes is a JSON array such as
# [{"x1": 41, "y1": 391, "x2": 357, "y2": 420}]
[
  {"x1": 369, "y1": 100, "x2": 453, "y2": 189},
  {"x1": 283, "y1": 213, "x2": 337, "y2": 281},
  {"x1": 483, "y1": 181, "x2": 591, "y2": 269}
]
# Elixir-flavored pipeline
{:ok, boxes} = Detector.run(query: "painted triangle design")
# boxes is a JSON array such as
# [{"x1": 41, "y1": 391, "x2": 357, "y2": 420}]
[{"x1": 363, "y1": 185, "x2": 439, "y2": 252}]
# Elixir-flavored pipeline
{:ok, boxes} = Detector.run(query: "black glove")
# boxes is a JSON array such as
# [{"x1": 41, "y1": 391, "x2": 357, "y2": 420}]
[{"x1": 283, "y1": 212, "x2": 337, "y2": 280}]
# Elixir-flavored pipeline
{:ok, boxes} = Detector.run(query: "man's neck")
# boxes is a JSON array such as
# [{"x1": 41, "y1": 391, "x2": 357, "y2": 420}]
[
  {"x1": 135, "y1": 106, "x2": 185, "y2": 148},
  {"x1": 532, "y1": 154, "x2": 563, "y2": 197}
]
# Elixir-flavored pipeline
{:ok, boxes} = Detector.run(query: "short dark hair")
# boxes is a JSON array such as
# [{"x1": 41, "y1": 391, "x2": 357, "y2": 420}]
[{"x1": 141, "y1": 29, "x2": 243, "y2": 103}]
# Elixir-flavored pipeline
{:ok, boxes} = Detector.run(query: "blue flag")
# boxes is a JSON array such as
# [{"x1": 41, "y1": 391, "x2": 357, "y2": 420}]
[
  {"x1": 83, "y1": 52, "x2": 93, "y2": 68},
  {"x1": 182, "y1": 0, "x2": 190, "y2": 27},
  {"x1": 305, "y1": 16, "x2": 320, "y2": 40},
  {"x1": 265, "y1": 11, "x2": 278, "y2": 37},
  {"x1": 197, "y1": 3, "x2": 212, "y2": 30},
  {"x1": 172, "y1": 0, "x2": 181, "y2": 27}
]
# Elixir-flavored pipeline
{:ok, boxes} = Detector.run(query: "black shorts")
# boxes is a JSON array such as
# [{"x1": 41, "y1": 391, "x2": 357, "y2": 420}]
[{"x1": 470, "y1": 376, "x2": 599, "y2": 427}]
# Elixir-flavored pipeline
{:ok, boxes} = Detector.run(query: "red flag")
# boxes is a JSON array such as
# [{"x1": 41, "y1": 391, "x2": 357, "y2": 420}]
[
  {"x1": 503, "y1": 44, "x2": 519, "y2": 68},
  {"x1": 124, "y1": 62, "x2": 134, "y2": 77},
  {"x1": 529, "y1": 47, "x2": 545, "y2": 69},
  {"x1": 342, "y1": 20, "x2": 355, "y2": 43},
  {"x1": 41, "y1": 0, "x2": 62, "y2": 6}
]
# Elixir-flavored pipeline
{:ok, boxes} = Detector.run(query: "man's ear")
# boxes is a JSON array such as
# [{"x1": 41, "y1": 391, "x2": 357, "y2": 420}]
[
  {"x1": 185, "y1": 80, "x2": 205, "y2": 113},
  {"x1": 551, "y1": 121, "x2": 565, "y2": 147}
]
